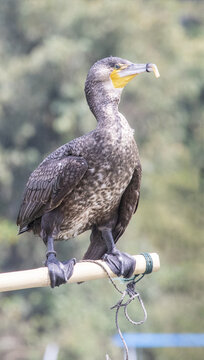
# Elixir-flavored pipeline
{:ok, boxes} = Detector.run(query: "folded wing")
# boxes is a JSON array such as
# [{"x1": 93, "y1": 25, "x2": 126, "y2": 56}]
[{"x1": 17, "y1": 156, "x2": 88, "y2": 231}]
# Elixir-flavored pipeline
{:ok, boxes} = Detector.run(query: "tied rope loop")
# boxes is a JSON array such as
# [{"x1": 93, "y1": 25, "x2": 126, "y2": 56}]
[
  {"x1": 81, "y1": 253, "x2": 153, "y2": 360},
  {"x1": 123, "y1": 280, "x2": 147, "y2": 326},
  {"x1": 110, "y1": 275, "x2": 147, "y2": 360}
]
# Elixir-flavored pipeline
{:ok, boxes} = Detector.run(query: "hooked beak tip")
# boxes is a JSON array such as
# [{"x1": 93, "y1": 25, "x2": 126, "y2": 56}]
[{"x1": 146, "y1": 63, "x2": 160, "y2": 78}]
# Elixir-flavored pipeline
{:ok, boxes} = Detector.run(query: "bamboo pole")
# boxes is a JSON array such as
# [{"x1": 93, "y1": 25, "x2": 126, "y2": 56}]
[{"x1": 0, "y1": 253, "x2": 160, "y2": 292}]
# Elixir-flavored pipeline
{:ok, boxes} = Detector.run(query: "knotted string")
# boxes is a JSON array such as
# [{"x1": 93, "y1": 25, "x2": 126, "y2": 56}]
[
  {"x1": 81, "y1": 253, "x2": 153, "y2": 360},
  {"x1": 108, "y1": 275, "x2": 147, "y2": 360}
]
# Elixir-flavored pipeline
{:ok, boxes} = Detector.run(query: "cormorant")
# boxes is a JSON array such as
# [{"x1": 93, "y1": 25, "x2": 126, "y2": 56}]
[{"x1": 17, "y1": 57, "x2": 159, "y2": 288}]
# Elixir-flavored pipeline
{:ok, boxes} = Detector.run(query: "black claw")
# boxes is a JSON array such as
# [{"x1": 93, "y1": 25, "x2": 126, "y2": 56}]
[
  {"x1": 103, "y1": 250, "x2": 136, "y2": 278},
  {"x1": 46, "y1": 254, "x2": 76, "y2": 288}
]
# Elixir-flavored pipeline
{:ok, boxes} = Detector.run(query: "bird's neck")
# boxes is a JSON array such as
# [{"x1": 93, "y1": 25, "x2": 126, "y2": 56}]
[
  {"x1": 85, "y1": 81, "x2": 122, "y2": 126},
  {"x1": 95, "y1": 102, "x2": 121, "y2": 127}
]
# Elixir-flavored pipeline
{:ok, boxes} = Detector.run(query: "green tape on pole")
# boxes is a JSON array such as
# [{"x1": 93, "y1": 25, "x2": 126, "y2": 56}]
[{"x1": 140, "y1": 252, "x2": 153, "y2": 274}]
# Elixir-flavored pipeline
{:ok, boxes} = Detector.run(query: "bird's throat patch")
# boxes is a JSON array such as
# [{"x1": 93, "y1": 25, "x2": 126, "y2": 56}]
[{"x1": 110, "y1": 69, "x2": 137, "y2": 88}]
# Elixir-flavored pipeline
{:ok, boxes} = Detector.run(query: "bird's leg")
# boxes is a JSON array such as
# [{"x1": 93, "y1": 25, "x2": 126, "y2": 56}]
[
  {"x1": 45, "y1": 236, "x2": 76, "y2": 288},
  {"x1": 102, "y1": 229, "x2": 136, "y2": 278}
]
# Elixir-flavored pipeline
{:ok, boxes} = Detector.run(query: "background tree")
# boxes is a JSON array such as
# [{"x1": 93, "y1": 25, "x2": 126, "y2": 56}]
[{"x1": 0, "y1": 1, "x2": 203, "y2": 359}]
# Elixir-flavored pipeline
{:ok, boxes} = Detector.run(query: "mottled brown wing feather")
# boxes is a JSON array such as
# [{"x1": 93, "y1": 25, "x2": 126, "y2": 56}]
[
  {"x1": 83, "y1": 165, "x2": 141, "y2": 260},
  {"x1": 17, "y1": 156, "x2": 88, "y2": 230}
]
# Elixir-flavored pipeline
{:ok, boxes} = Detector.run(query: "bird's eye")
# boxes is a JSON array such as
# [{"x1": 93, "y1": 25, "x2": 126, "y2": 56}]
[{"x1": 114, "y1": 64, "x2": 121, "y2": 70}]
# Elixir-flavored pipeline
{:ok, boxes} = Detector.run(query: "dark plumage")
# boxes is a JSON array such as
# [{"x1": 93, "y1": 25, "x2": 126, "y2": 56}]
[{"x1": 17, "y1": 57, "x2": 156, "y2": 287}]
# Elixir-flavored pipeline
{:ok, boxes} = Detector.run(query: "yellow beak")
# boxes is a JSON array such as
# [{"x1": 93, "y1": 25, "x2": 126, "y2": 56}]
[{"x1": 110, "y1": 63, "x2": 160, "y2": 88}]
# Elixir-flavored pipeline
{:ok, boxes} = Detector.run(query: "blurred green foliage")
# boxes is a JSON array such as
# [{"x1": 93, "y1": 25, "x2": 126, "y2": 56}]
[{"x1": 0, "y1": 0, "x2": 203, "y2": 359}]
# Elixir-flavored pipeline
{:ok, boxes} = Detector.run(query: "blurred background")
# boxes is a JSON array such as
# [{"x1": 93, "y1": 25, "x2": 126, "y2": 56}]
[{"x1": 0, "y1": 0, "x2": 203, "y2": 359}]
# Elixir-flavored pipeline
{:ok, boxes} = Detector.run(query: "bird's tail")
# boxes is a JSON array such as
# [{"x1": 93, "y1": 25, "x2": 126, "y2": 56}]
[
  {"x1": 83, "y1": 226, "x2": 107, "y2": 260},
  {"x1": 18, "y1": 225, "x2": 29, "y2": 235}
]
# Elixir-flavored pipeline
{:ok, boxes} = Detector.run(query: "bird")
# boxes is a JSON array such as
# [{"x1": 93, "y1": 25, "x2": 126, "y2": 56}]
[{"x1": 17, "y1": 57, "x2": 159, "y2": 288}]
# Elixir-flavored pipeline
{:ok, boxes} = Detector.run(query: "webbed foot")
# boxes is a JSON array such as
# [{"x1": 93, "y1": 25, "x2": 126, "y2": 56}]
[
  {"x1": 46, "y1": 252, "x2": 76, "y2": 288},
  {"x1": 103, "y1": 249, "x2": 135, "y2": 278}
]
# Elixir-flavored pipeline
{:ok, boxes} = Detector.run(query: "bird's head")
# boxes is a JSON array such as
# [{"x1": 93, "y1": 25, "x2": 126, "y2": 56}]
[{"x1": 85, "y1": 57, "x2": 160, "y2": 116}]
